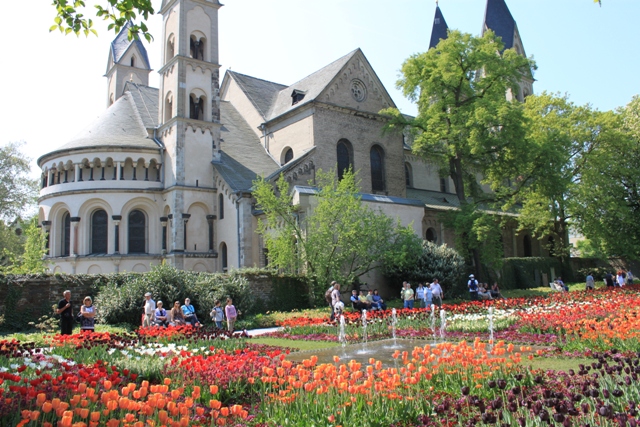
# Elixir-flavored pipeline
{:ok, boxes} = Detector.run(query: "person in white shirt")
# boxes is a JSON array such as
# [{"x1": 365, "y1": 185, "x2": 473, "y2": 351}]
[
  {"x1": 430, "y1": 279, "x2": 443, "y2": 307},
  {"x1": 142, "y1": 292, "x2": 156, "y2": 327}
]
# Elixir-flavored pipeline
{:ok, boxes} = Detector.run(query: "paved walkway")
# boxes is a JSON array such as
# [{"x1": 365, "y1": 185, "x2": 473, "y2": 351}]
[{"x1": 245, "y1": 327, "x2": 281, "y2": 337}]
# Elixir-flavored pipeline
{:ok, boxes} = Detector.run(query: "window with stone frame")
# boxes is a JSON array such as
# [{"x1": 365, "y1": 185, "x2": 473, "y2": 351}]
[
  {"x1": 337, "y1": 139, "x2": 353, "y2": 181},
  {"x1": 128, "y1": 209, "x2": 147, "y2": 254},
  {"x1": 62, "y1": 212, "x2": 71, "y2": 257},
  {"x1": 90, "y1": 209, "x2": 108, "y2": 254},
  {"x1": 370, "y1": 145, "x2": 385, "y2": 192}
]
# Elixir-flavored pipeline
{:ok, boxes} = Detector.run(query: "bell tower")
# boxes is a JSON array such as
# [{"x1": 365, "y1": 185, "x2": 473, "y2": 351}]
[
  {"x1": 157, "y1": 0, "x2": 223, "y2": 267},
  {"x1": 105, "y1": 22, "x2": 152, "y2": 107}
]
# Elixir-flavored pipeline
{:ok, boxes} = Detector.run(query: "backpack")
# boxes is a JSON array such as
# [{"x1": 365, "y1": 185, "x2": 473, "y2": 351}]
[{"x1": 325, "y1": 288, "x2": 333, "y2": 304}]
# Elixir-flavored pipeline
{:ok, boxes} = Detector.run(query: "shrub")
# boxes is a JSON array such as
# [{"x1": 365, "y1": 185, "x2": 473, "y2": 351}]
[{"x1": 384, "y1": 241, "x2": 466, "y2": 297}]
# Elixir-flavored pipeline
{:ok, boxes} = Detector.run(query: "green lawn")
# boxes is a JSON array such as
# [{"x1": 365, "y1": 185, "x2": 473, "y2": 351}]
[{"x1": 250, "y1": 337, "x2": 340, "y2": 351}]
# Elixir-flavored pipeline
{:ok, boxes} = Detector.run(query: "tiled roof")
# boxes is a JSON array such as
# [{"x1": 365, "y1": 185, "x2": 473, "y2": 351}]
[
  {"x1": 52, "y1": 93, "x2": 160, "y2": 153},
  {"x1": 227, "y1": 72, "x2": 287, "y2": 120},
  {"x1": 124, "y1": 82, "x2": 159, "y2": 129},
  {"x1": 483, "y1": 0, "x2": 516, "y2": 50},
  {"x1": 110, "y1": 21, "x2": 151, "y2": 70},
  {"x1": 266, "y1": 49, "x2": 359, "y2": 120},
  {"x1": 429, "y1": 6, "x2": 449, "y2": 49},
  {"x1": 213, "y1": 101, "x2": 280, "y2": 192}
]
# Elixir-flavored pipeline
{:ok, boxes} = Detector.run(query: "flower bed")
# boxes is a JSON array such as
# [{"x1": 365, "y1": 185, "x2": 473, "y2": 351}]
[{"x1": 1, "y1": 286, "x2": 639, "y2": 426}]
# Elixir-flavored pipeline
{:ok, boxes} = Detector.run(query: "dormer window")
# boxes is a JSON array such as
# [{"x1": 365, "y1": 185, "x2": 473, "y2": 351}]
[{"x1": 291, "y1": 89, "x2": 306, "y2": 105}]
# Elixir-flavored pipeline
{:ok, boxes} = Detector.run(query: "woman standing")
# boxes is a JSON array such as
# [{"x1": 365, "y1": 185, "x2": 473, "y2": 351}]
[
  {"x1": 415, "y1": 284, "x2": 425, "y2": 309},
  {"x1": 403, "y1": 282, "x2": 414, "y2": 309},
  {"x1": 225, "y1": 298, "x2": 238, "y2": 332},
  {"x1": 79, "y1": 296, "x2": 96, "y2": 333}
]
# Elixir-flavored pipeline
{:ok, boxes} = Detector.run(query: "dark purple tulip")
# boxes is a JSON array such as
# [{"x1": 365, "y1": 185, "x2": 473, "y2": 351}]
[
  {"x1": 517, "y1": 417, "x2": 526, "y2": 427},
  {"x1": 539, "y1": 409, "x2": 550, "y2": 422},
  {"x1": 613, "y1": 389, "x2": 624, "y2": 397},
  {"x1": 488, "y1": 380, "x2": 496, "y2": 389},
  {"x1": 629, "y1": 418, "x2": 638, "y2": 427},
  {"x1": 582, "y1": 402, "x2": 591, "y2": 414},
  {"x1": 461, "y1": 386, "x2": 470, "y2": 396},
  {"x1": 553, "y1": 413, "x2": 565, "y2": 423},
  {"x1": 604, "y1": 389, "x2": 611, "y2": 399},
  {"x1": 535, "y1": 375, "x2": 544, "y2": 384}
]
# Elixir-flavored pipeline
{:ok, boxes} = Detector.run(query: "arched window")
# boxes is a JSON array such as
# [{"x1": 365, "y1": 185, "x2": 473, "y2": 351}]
[
  {"x1": 189, "y1": 94, "x2": 205, "y2": 120},
  {"x1": 405, "y1": 163, "x2": 413, "y2": 188},
  {"x1": 426, "y1": 227, "x2": 437, "y2": 243},
  {"x1": 130, "y1": 56, "x2": 136, "y2": 67},
  {"x1": 281, "y1": 148, "x2": 293, "y2": 165},
  {"x1": 523, "y1": 235, "x2": 532, "y2": 257},
  {"x1": 370, "y1": 145, "x2": 385, "y2": 192},
  {"x1": 164, "y1": 92, "x2": 173, "y2": 123},
  {"x1": 336, "y1": 139, "x2": 353, "y2": 180},
  {"x1": 221, "y1": 242, "x2": 228, "y2": 271},
  {"x1": 62, "y1": 212, "x2": 71, "y2": 257},
  {"x1": 90, "y1": 209, "x2": 108, "y2": 254},
  {"x1": 190, "y1": 35, "x2": 205, "y2": 61},
  {"x1": 128, "y1": 210, "x2": 146, "y2": 254},
  {"x1": 166, "y1": 34, "x2": 175, "y2": 62},
  {"x1": 218, "y1": 193, "x2": 224, "y2": 220}
]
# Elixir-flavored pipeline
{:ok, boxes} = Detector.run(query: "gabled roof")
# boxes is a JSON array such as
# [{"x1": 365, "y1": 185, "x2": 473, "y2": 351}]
[
  {"x1": 227, "y1": 71, "x2": 288, "y2": 120},
  {"x1": 429, "y1": 6, "x2": 449, "y2": 49},
  {"x1": 110, "y1": 21, "x2": 151, "y2": 70},
  {"x1": 482, "y1": 0, "x2": 516, "y2": 50},
  {"x1": 265, "y1": 147, "x2": 316, "y2": 182},
  {"x1": 123, "y1": 82, "x2": 159, "y2": 129},
  {"x1": 213, "y1": 101, "x2": 280, "y2": 192},
  {"x1": 266, "y1": 49, "x2": 359, "y2": 120}
]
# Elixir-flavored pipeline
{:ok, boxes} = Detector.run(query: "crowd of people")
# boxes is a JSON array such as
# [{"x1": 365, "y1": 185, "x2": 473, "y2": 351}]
[
  {"x1": 57, "y1": 290, "x2": 241, "y2": 335},
  {"x1": 466, "y1": 275, "x2": 504, "y2": 300}
]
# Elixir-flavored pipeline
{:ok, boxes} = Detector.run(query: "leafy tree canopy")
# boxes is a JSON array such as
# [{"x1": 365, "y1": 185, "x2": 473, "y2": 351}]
[
  {"x1": 1, "y1": 217, "x2": 49, "y2": 275},
  {"x1": 253, "y1": 169, "x2": 423, "y2": 302},
  {"x1": 382, "y1": 30, "x2": 535, "y2": 271},
  {"x1": 0, "y1": 142, "x2": 38, "y2": 222},
  {"x1": 50, "y1": 0, "x2": 154, "y2": 41}
]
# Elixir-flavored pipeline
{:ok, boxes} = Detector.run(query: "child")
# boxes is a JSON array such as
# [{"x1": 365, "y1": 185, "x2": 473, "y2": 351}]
[
  {"x1": 210, "y1": 300, "x2": 224, "y2": 329},
  {"x1": 225, "y1": 298, "x2": 238, "y2": 332}
]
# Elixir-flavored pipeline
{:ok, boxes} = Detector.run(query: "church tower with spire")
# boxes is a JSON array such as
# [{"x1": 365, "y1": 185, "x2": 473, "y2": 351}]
[
  {"x1": 105, "y1": 22, "x2": 152, "y2": 107},
  {"x1": 482, "y1": 0, "x2": 534, "y2": 101},
  {"x1": 429, "y1": 3, "x2": 449, "y2": 49},
  {"x1": 156, "y1": 0, "x2": 223, "y2": 268}
]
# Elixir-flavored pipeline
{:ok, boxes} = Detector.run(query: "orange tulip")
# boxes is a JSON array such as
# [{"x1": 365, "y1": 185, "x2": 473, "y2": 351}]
[{"x1": 209, "y1": 385, "x2": 218, "y2": 395}]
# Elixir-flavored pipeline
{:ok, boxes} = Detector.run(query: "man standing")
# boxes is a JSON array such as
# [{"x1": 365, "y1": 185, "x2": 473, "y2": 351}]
[
  {"x1": 605, "y1": 272, "x2": 615, "y2": 288},
  {"x1": 430, "y1": 279, "x2": 443, "y2": 307},
  {"x1": 56, "y1": 290, "x2": 74, "y2": 335},
  {"x1": 330, "y1": 282, "x2": 341, "y2": 321},
  {"x1": 143, "y1": 292, "x2": 156, "y2": 327},
  {"x1": 467, "y1": 275, "x2": 479, "y2": 301}
]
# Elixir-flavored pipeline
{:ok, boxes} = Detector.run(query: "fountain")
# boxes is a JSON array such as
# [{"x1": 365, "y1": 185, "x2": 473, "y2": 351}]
[
  {"x1": 430, "y1": 304, "x2": 436, "y2": 340},
  {"x1": 488, "y1": 306, "x2": 494, "y2": 349},
  {"x1": 338, "y1": 315, "x2": 347, "y2": 348},
  {"x1": 391, "y1": 308, "x2": 397, "y2": 340},
  {"x1": 439, "y1": 309, "x2": 447, "y2": 339},
  {"x1": 356, "y1": 310, "x2": 372, "y2": 355}
]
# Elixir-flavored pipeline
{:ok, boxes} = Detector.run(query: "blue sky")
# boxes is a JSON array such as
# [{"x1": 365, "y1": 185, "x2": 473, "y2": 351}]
[{"x1": 2, "y1": 0, "x2": 638, "y2": 174}]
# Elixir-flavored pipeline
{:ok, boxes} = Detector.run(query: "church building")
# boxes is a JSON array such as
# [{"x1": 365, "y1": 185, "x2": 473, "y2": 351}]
[{"x1": 37, "y1": 0, "x2": 544, "y2": 278}]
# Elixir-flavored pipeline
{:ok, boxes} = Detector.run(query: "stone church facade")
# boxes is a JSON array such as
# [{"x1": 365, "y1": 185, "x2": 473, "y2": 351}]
[{"x1": 37, "y1": 0, "x2": 546, "y2": 281}]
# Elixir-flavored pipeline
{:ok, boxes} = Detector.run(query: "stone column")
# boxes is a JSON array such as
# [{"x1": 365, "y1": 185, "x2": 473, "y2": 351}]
[{"x1": 74, "y1": 163, "x2": 80, "y2": 182}]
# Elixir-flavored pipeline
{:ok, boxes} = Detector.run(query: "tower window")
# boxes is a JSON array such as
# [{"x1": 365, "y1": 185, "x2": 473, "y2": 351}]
[
  {"x1": 190, "y1": 35, "x2": 205, "y2": 61},
  {"x1": 336, "y1": 139, "x2": 353, "y2": 181},
  {"x1": 218, "y1": 193, "x2": 224, "y2": 220},
  {"x1": 130, "y1": 56, "x2": 136, "y2": 67},
  {"x1": 370, "y1": 145, "x2": 385, "y2": 192},
  {"x1": 90, "y1": 209, "x2": 108, "y2": 254},
  {"x1": 166, "y1": 34, "x2": 175, "y2": 62},
  {"x1": 189, "y1": 94, "x2": 205, "y2": 120},
  {"x1": 221, "y1": 242, "x2": 228, "y2": 272}
]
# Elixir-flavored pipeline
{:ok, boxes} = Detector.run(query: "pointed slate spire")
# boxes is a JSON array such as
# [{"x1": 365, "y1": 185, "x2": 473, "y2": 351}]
[
  {"x1": 482, "y1": 0, "x2": 516, "y2": 50},
  {"x1": 429, "y1": 4, "x2": 449, "y2": 49},
  {"x1": 110, "y1": 21, "x2": 151, "y2": 70}
]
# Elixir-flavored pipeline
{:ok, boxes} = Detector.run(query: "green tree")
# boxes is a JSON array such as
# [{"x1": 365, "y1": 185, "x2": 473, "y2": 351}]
[
  {"x1": 50, "y1": 0, "x2": 154, "y2": 41},
  {"x1": 571, "y1": 96, "x2": 640, "y2": 259},
  {"x1": 512, "y1": 93, "x2": 620, "y2": 259},
  {"x1": 253, "y1": 169, "x2": 423, "y2": 302},
  {"x1": 1, "y1": 217, "x2": 49, "y2": 274},
  {"x1": 382, "y1": 30, "x2": 535, "y2": 273},
  {"x1": 0, "y1": 142, "x2": 38, "y2": 222},
  {"x1": 0, "y1": 219, "x2": 27, "y2": 267}
]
